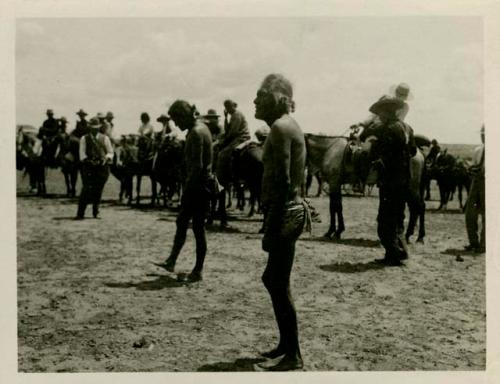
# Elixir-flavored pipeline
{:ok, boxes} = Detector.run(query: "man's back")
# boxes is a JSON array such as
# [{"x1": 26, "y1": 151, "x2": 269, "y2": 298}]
[{"x1": 184, "y1": 121, "x2": 213, "y2": 192}]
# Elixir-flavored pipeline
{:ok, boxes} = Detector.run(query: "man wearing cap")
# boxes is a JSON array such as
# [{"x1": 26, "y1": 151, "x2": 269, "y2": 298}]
[
  {"x1": 360, "y1": 96, "x2": 416, "y2": 266},
  {"x1": 154, "y1": 100, "x2": 213, "y2": 282},
  {"x1": 75, "y1": 116, "x2": 114, "y2": 219},
  {"x1": 464, "y1": 125, "x2": 485, "y2": 253},
  {"x1": 216, "y1": 100, "x2": 250, "y2": 185},
  {"x1": 71, "y1": 109, "x2": 89, "y2": 138}
]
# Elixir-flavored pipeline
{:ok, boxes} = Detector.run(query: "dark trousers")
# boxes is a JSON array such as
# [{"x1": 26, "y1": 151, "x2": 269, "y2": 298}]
[
  {"x1": 168, "y1": 192, "x2": 208, "y2": 273},
  {"x1": 77, "y1": 162, "x2": 110, "y2": 218},
  {"x1": 377, "y1": 183, "x2": 408, "y2": 260},
  {"x1": 262, "y1": 240, "x2": 301, "y2": 358},
  {"x1": 465, "y1": 175, "x2": 485, "y2": 249}
]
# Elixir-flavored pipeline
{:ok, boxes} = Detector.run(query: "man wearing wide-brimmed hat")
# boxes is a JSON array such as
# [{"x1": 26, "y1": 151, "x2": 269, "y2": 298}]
[
  {"x1": 75, "y1": 116, "x2": 114, "y2": 220},
  {"x1": 201, "y1": 109, "x2": 223, "y2": 141},
  {"x1": 71, "y1": 109, "x2": 89, "y2": 138},
  {"x1": 360, "y1": 96, "x2": 416, "y2": 266}
]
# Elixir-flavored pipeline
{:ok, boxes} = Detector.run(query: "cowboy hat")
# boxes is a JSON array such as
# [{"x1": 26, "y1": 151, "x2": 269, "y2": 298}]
[
  {"x1": 88, "y1": 117, "x2": 102, "y2": 129},
  {"x1": 46, "y1": 109, "x2": 54, "y2": 115},
  {"x1": 202, "y1": 109, "x2": 220, "y2": 119},
  {"x1": 76, "y1": 109, "x2": 88, "y2": 116},
  {"x1": 59, "y1": 116, "x2": 68, "y2": 123},
  {"x1": 156, "y1": 114, "x2": 170, "y2": 122},
  {"x1": 369, "y1": 96, "x2": 405, "y2": 117},
  {"x1": 96, "y1": 112, "x2": 105, "y2": 119}
]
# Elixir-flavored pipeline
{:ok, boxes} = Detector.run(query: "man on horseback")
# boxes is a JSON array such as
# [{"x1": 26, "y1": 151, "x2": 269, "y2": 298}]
[
  {"x1": 364, "y1": 96, "x2": 416, "y2": 266},
  {"x1": 216, "y1": 99, "x2": 251, "y2": 186},
  {"x1": 154, "y1": 100, "x2": 213, "y2": 283},
  {"x1": 75, "y1": 116, "x2": 114, "y2": 219},
  {"x1": 71, "y1": 109, "x2": 89, "y2": 138},
  {"x1": 38, "y1": 109, "x2": 60, "y2": 167}
]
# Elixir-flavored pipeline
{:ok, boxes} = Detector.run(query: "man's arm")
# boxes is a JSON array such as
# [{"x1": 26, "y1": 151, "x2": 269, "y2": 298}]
[
  {"x1": 265, "y1": 123, "x2": 292, "y2": 234},
  {"x1": 103, "y1": 135, "x2": 114, "y2": 161},
  {"x1": 79, "y1": 136, "x2": 87, "y2": 162}
]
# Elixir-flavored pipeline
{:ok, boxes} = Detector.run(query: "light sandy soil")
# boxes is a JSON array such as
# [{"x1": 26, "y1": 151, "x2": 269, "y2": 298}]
[{"x1": 17, "y1": 169, "x2": 485, "y2": 372}]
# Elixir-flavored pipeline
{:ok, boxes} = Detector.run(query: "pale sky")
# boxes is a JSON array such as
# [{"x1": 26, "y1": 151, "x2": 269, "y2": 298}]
[{"x1": 16, "y1": 17, "x2": 483, "y2": 144}]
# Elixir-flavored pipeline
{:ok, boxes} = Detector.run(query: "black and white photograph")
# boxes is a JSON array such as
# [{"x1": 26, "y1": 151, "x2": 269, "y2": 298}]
[{"x1": 3, "y1": 0, "x2": 500, "y2": 382}]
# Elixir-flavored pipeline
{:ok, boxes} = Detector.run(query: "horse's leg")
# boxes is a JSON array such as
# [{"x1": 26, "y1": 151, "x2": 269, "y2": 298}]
[
  {"x1": 324, "y1": 192, "x2": 337, "y2": 239},
  {"x1": 316, "y1": 174, "x2": 322, "y2": 197},
  {"x1": 248, "y1": 187, "x2": 255, "y2": 218},
  {"x1": 226, "y1": 184, "x2": 232, "y2": 208},
  {"x1": 405, "y1": 198, "x2": 417, "y2": 243},
  {"x1": 136, "y1": 175, "x2": 142, "y2": 205},
  {"x1": 150, "y1": 176, "x2": 157, "y2": 206},
  {"x1": 219, "y1": 190, "x2": 228, "y2": 227},
  {"x1": 71, "y1": 167, "x2": 78, "y2": 197},
  {"x1": 63, "y1": 170, "x2": 71, "y2": 197},
  {"x1": 333, "y1": 191, "x2": 345, "y2": 239},
  {"x1": 417, "y1": 199, "x2": 426, "y2": 243}
]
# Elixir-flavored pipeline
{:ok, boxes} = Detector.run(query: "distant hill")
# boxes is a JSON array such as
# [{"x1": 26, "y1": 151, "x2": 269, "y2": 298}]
[{"x1": 440, "y1": 143, "x2": 477, "y2": 160}]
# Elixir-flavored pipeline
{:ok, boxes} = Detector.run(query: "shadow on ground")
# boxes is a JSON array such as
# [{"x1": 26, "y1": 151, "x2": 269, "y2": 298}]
[
  {"x1": 319, "y1": 260, "x2": 387, "y2": 273},
  {"x1": 301, "y1": 237, "x2": 380, "y2": 248},
  {"x1": 104, "y1": 274, "x2": 187, "y2": 290},
  {"x1": 197, "y1": 357, "x2": 265, "y2": 372},
  {"x1": 441, "y1": 248, "x2": 485, "y2": 257}
]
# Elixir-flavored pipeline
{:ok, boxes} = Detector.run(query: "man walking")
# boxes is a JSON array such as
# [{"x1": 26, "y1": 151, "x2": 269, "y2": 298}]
[
  {"x1": 154, "y1": 100, "x2": 213, "y2": 283},
  {"x1": 75, "y1": 117, "x2": 114, "y2": 219}
]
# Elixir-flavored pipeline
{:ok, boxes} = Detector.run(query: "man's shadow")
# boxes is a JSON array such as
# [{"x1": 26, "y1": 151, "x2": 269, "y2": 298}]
[
  {"x1": 301, "y1": 237, "x2": 380, "y2": 248},
  {"x1": 441, "y1": 248, "x2": 484, "y2": 256},
  {"x1": 104, "y1": 274, "x2": 185, "y2": 291},
  {"x1": 197, "y1": 357, "x2": 266, "y2": 372},
  {"x1": 319, "y1": 260, "x2": 386, "y2": 273}
]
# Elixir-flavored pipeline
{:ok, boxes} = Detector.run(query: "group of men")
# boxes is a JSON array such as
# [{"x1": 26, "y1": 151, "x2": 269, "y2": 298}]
[{"x1": 32, "y1": 77, "x2": 485, "y2": 371}]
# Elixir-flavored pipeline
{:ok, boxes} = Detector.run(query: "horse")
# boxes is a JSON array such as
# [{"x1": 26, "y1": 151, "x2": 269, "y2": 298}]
[
  {"x1": 152, "y1": 135, "x2": 185, "y2": 207},
  {"x1": 16, "y1": 128, "x2": 46, "y2": 195},
  {"x1": 431, "y1": 151, "x2": 459, "y2": 210},
  {"x1": 305, "y1": 133, "x2": 369, "y2": 239},
  {"x1": 57, "y1": 134, "x2": 80, "y2": 197},
  {"x1": 209, "y1": 141, "x2": 263, "y2": 227}
]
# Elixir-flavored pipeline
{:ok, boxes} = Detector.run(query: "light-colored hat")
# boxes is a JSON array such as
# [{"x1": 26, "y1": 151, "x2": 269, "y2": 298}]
[
  {"x1": 76, "y1": 109, "x2": 87, "y2": 116},
  {"x1": 96, "y1": 112, "x2": 105, "y2": 119},
  {"x1": 88, "y1": 117, "x2": 102, "y2": 129},
  {"x1": 391, "y1": 83, "x2": 413, "y2": 101}
]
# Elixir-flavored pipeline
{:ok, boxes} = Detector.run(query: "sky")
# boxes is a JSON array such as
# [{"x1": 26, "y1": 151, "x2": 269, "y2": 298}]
[{"x1": 16, "y1": 17, "x2": 483, "y2": 144}]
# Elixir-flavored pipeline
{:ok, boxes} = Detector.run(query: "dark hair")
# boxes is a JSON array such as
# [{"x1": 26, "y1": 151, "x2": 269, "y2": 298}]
[
  {"x1": 168, "y1": 100, "x2": 198, "y2": 118},
  {"x1": 223, "y1": 99, "x2": 237, "y2": 108},
  {"x1": 260, "y1": 73, "x2": 295, "y2": 113},
  {"x1": 140, "y1": 112, "x2": 150, "y2": 122}
]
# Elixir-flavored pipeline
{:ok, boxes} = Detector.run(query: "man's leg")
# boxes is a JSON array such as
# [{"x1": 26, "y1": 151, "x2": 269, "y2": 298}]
[
  {"x1": 465, "y1": 177, "x2": 480, "y2": 249},
  {"x1": 260, "y1": 240, "x2": 302, "y2": 370},
  {"x1": 162, "y1": 199, "x2": 193, "y2": 271},
  {"x1": 76, "y1": 164, "x2": 91, "y2": 218},
  {"x1": 377, "y1": 187, "x2": 403, "y2": 264},
  {"x1": 191, "y1": 196, "x2": 208, "y2": 278},
  {"x1": 93, "y1": 166, "x2": 110, "y2": 217}
]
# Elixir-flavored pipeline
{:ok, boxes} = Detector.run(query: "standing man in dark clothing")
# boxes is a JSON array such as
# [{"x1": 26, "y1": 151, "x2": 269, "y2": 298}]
[
  {"x1": 154, "y1": 100, "x2": 213, "y2": 283},
  {"x1": 360, "y1": 96, "x2": 417, "y2": 266},
  {"x1": 464, "y1": 125, "x2": 485, "y2": 253},
  {"x1": 38, "y1": 109, "x2": 59, "y2": 139},
  {"x1": 75, "y1": 117, "x2": 114, "y2": 219},
  {"x1": 254, "y1": 74, "x2": 308, "y2": 371},
  {"x1": 71, "y1": 109, "x2": 89, "y2": 138}
]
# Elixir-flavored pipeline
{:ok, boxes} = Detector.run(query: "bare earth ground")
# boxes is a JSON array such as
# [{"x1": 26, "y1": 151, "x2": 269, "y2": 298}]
[{"x1": 17, "y1": 169, "x2": 485, "y2": 372}]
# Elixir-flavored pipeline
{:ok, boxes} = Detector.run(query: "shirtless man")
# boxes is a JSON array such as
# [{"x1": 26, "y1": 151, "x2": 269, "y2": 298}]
[{"x1": 254, "y1": 74, "x2": 306, "y2": 371}]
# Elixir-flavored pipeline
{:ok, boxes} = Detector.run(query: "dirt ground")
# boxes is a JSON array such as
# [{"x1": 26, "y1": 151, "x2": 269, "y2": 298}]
[{"x1": 16, "y1": 169, "x2": 485, "y2": 372}]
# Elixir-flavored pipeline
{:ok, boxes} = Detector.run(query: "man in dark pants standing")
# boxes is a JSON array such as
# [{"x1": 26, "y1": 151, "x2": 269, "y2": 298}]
[
  {"x1": 154, "y1": 100, "x2": 213, "y2": 283},
  {"x1": 361, "y1": 97, "x2": 416, "y2": 266},
  {"x1": 254, "y1": 74, "x2": 307, "y2": 371},
  {"x1": 464, "y1": 125, "x2": 485, "y2": 253},
  {"x1": 75, "y1": 117, "x2": 114, "y2": 219}
]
